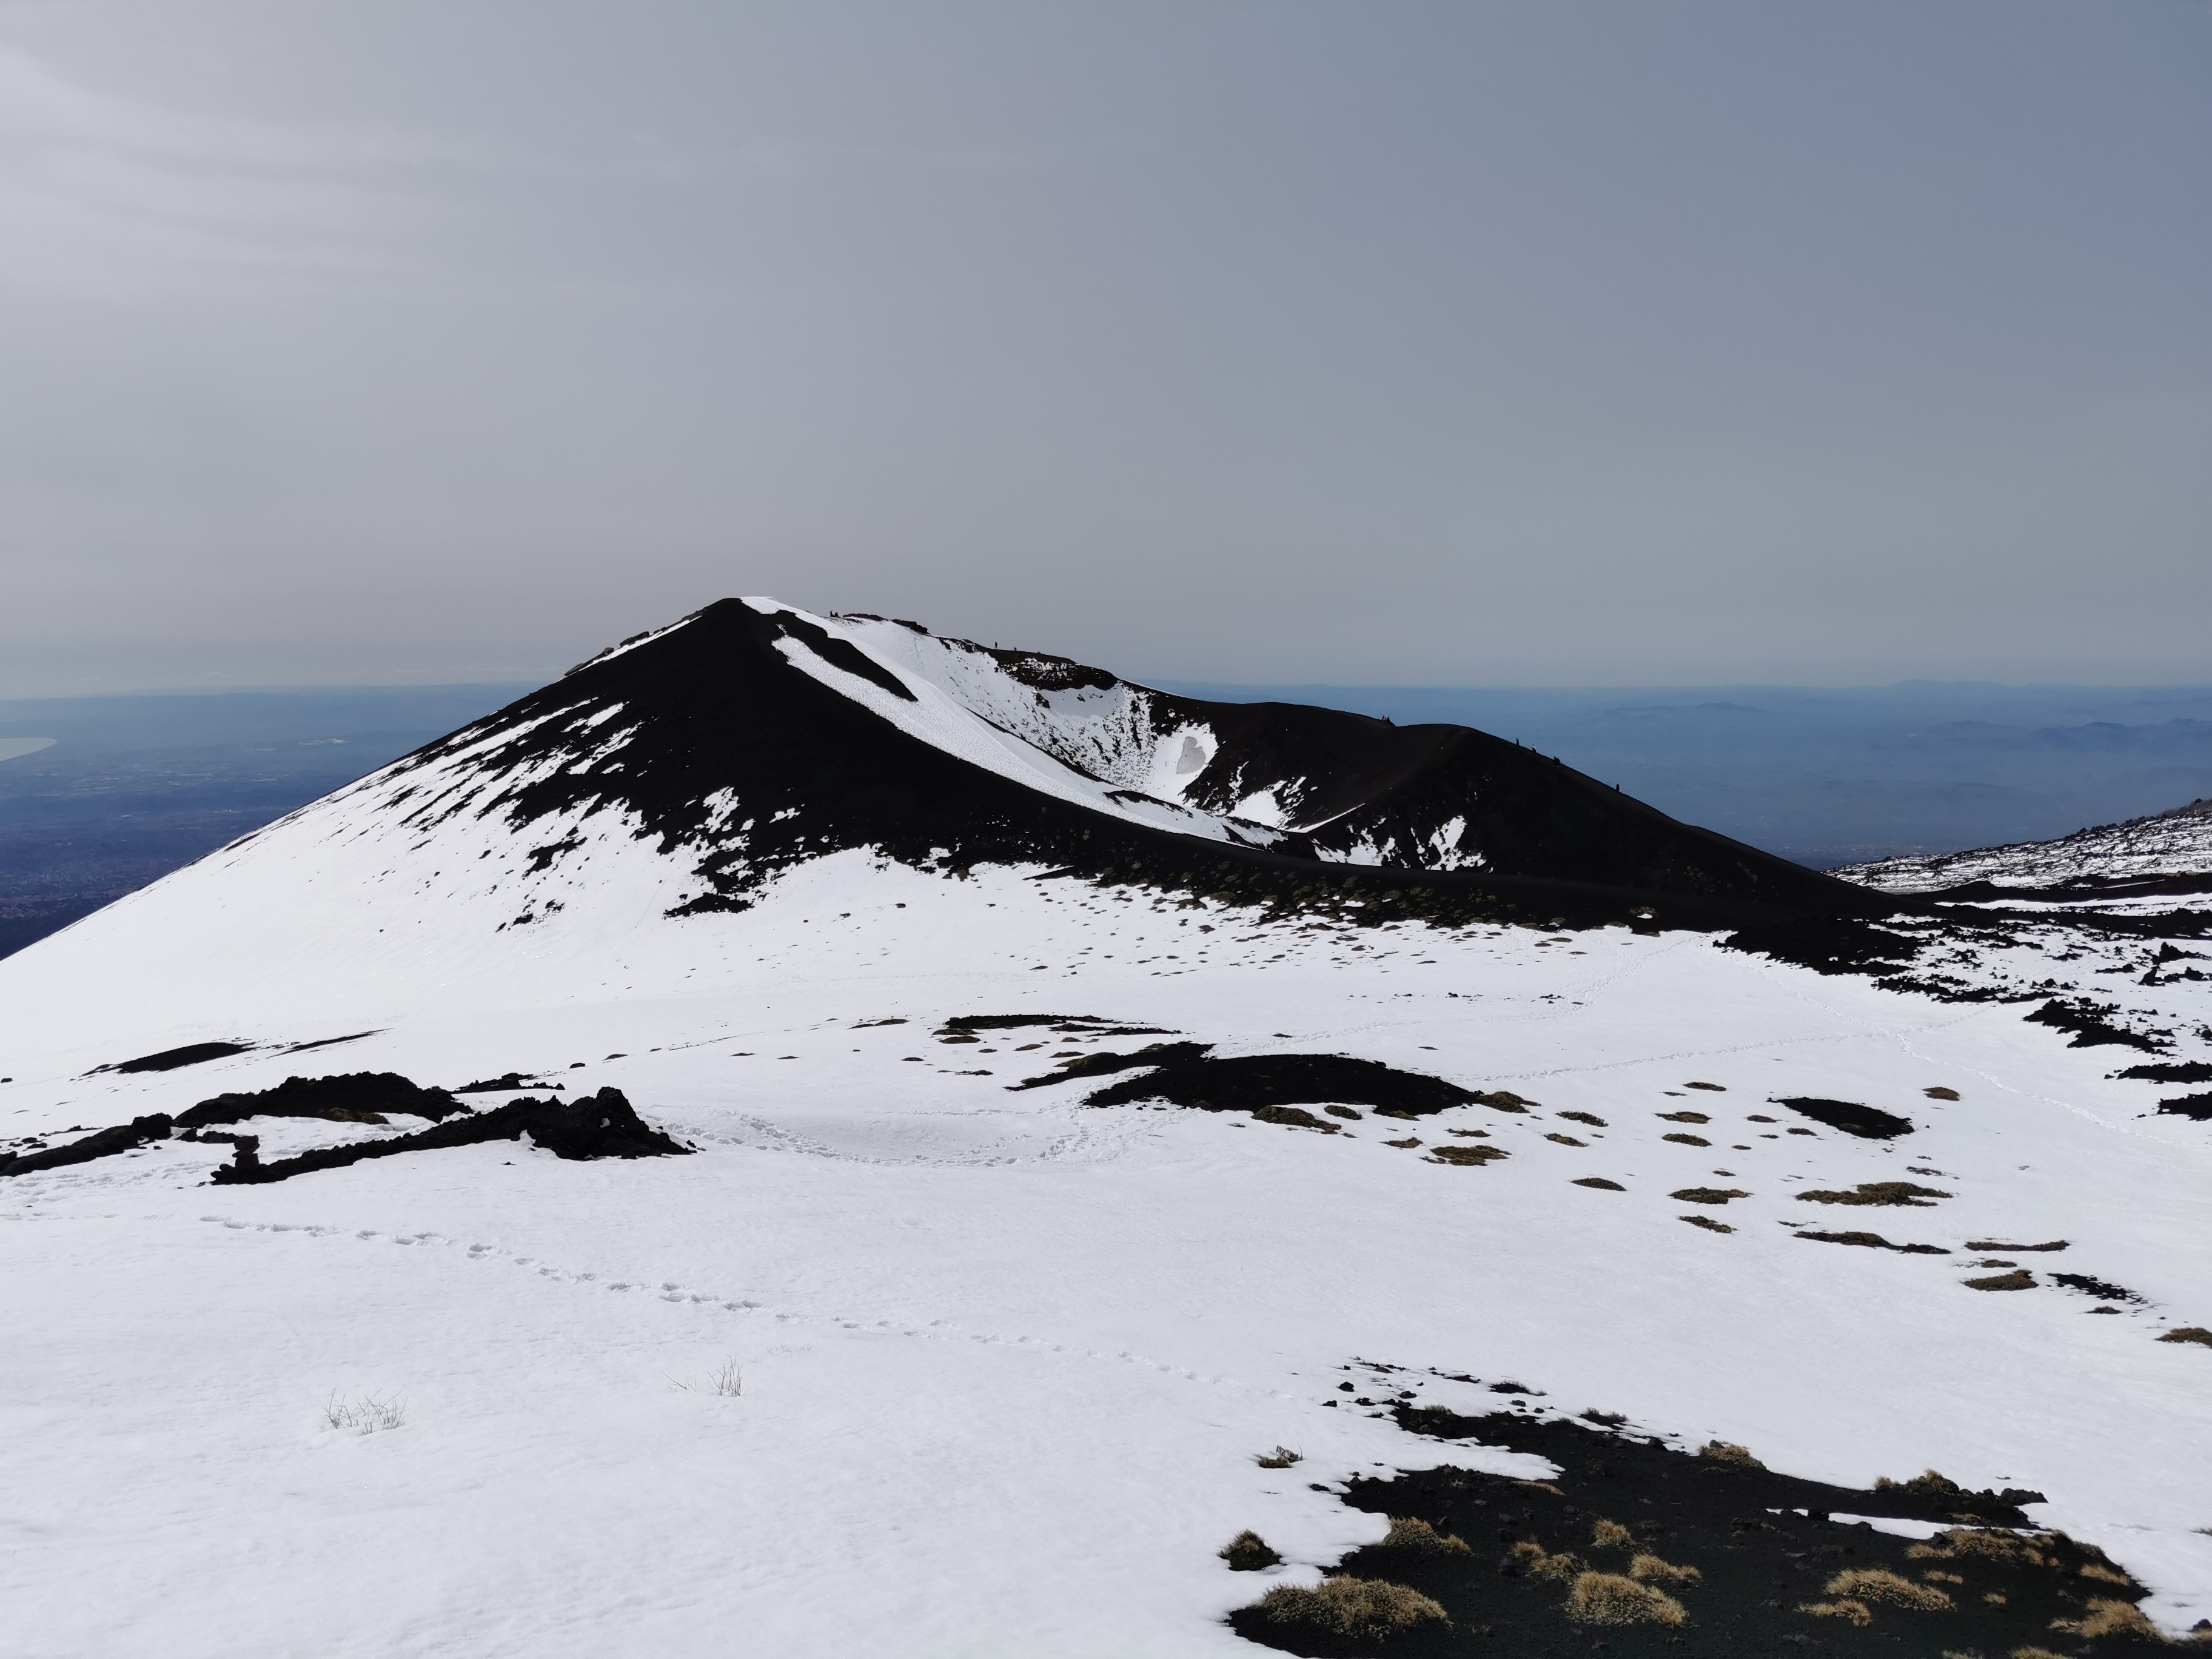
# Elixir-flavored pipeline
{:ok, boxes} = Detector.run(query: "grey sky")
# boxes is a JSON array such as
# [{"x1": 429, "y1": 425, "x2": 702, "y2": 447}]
[{"x1": 1, "y1": 1, "x2": 2205, "y2": 695}]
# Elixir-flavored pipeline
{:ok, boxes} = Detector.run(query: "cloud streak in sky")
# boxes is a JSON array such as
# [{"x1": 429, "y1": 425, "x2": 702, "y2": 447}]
[{"x1": 0, "y1": 1, "x2": 2205, "y2": 695}]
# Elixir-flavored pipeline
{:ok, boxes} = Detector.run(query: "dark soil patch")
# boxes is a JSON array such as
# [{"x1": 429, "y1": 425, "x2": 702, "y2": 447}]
[
  {"x1": 1019, "y1": 1047, "x2": 1484, "y2": 1120},
  {"x1": 2025, "y1": 999, "x2": 2169, "y2": 1053},
  {"x1": 945, "y1": 1013, "x2": 1173, "y2": 1036},
  {"x1": 209, "y1": 1088, "x2": 689, "y2": 1184},
  {"x1": 1771, "y1": 1097, "x2": 1914, "y2": 1139},
  {"x1": 2157, "y1": 1093, "x2": 2212, "y2": 1120},
  {"x1": 178, "y1": 1073, "x2": 464, "y2": 1129},
  {"x1": 1795, "y1": 1230, "x2": 1950, "y2": 1255},
  {"x1": 1570, "y1": 1177, "x2": 1624, "y2": 1191},
  {"x1": 2051, "y1": 1272, "x2": 2144, "y2": 1304},
  {"x1": 1008, "y1": 1041, "x2": 1214, "y2": 1089},
  {"x1": 2117, "y1": 1060, "x2": 2212, "y2": 1085},
  {"x1": 283, "y1": 1031, "x2": 378, "y2": 1055},
  {"x1": 90, "y1": 1041, "x2": 253, "y2": 1075},
  {"x1": 1229, "y1": 1409, "x2": 2111, "y2": 1658},
  {"x1": 1718, "y1": 916, "x2": 1923, "y2": 976},
  {"x1": 0, "y1": 1113, "x2": 173, "y2": 1177},
  {"x1": 1797, "y1": 1182, "x2": 1949, "y2": 1207}
]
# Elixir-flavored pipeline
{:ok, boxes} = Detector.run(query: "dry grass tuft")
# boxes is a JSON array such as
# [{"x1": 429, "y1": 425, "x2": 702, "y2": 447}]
[
  {"x1": 1911, "y1": 1527, "x2": 2026, "y2": 1563},
  {"x1": 1256, "y1": 1577, "x2": 1449, "y2": 1639},
  {"x1": 1663, "y1": 1132, "x2": 1712, "y2": 1146},
  {"x1": 1700, "y1": 1439, "x2": 1763, "y2": 1469},
  {"x1": 2159, "y1": 1326, "x2": 2212, "y2": 1347},
  {"x1": 1221, "y1": 1530, "x2": 1282, "y2": 1571},
  {"x1": 1672, "y1": 1187, "x2": 1749, "y2": 1205},
  {"x1": 2008, "y1": 1648, "x2": 2068, "y2": 1659},
  {"x1": 322, "y1": 1390, "x2": 406, "y2": 1435},
  {"x1": 1798, "y1": 1181, "x2": 1951, "y2": 1207},
  {"x1": 1428, "y1": 1144, "x2": 1508, "y2": 1166},
  {"x1": 1545, "y1": 1132, "x2": 1588, "y2": 1147},
  {"x1": 1558, "y1": 1110, "x2": 1607, "y2": 1127},
  {"x1": 1566, "y1": 1572, "x2": 1687, "y2": 1627},
  {"x1": 1509, "y1": 1541, "x2": 1588, "y2": 1583},
  {"x1": 1800, "y1": 1598, "x2": 1872, "y2": 1627},
  {"x1": 1680, "y1": 1215, "x2": 1735, "y2": 1233},
  {"x1": 1630, "y1": 1552, "x2": 1701, "y2": 1584},
  {"x1": 1381, "y1": 1517, "x2": 1470, "y2": 1555},
  {"x1": 1513, "y1": 1480, "x2": 1566, "y2": 1496},
  {"x1": 1925, "y1": 1086, "x2": 1962, "y2": 1100},
  {"x1": 1253, "y1": 1105, "x2": 1336, "y2": 1131},
  {"x1": 1658, "y1": 1110, "x2": 1712, "y2": 1124},
  {"x1": 1591, "y1": 1518, "x2": 1635, "y2": 1550},
  {"x1": 1573, "y1": 1176, "x2": 1626, "y2": 1191},
  {"x1": 2079, "y1": 1561, "x2": 2134, "y2": 1587},
  {"x1": 2054, "y1": 1598, "x2": 2160, "y2": 1640},
  {"x1": 1924, "y1": 1570, "x2": 1966, "y2": 1585},
  {"x1": 1875, "y1": 1469, "x2": 1963, "y2": 1501},
  {"x1": 1256, "y1": 1446, "x2": 1302, "y2": 1469},
  {"x1": 1964, "y1": 1269, "x2": 2036, "y2": 1292},
  {"x1": 1825, "y1": 1568, "x2": 1952, "y2": 1610}
]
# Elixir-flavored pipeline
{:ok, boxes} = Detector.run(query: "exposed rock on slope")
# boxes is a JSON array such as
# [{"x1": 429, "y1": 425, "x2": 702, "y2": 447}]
[{"x1": 1838, "y1": 796, "x2": 2212, "y2": 904}]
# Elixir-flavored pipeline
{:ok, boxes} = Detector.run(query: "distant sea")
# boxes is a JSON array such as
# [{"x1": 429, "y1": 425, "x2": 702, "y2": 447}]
[{"x1": 3, "y1": 679, "x2": 2208, "y2": 959}]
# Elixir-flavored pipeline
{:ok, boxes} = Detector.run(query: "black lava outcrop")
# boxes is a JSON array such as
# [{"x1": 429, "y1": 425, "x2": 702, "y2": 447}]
[
  {"x1": 1, "y1": 1114, "x2": 174, "y2": 1177},
  {"x1": 178, "y1": 1072, "x2": 464, "y2": 1128},
  {"x1": 361, "y1": 600, "x2": 1882, "y2": 931},
  {"x1": 1011, "y1": 1042, "x2": 1482, "y2": 1119},
  {"x1": 210, "y1": 1087, "x2": 690, "y2": 1184}
]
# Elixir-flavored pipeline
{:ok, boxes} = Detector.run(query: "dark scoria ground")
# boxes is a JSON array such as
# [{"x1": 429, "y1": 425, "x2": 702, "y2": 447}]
[{"x1": 1228, "y1": 1406, "x2": 2176, "y2": 1658}]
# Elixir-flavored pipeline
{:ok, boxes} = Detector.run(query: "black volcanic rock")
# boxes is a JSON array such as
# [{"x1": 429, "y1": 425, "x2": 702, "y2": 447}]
[
  {"x1": 350, "y1": 600, "x2": 1882, "y2": 930},
  {"x1": 178, "y1": 1073, "x2": 464, "y2": 1128},
  {"x1": 0, "y1": 1114, "x2": 173, "y2": 1178},
  {"x1": 209, "y1": 1087, "x2": 689, "y2": 1184}
]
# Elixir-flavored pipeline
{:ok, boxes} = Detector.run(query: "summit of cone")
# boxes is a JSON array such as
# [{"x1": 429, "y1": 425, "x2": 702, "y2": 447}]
[{"x1": 299, "y1": 597, "x2": 1865, "y2": 931}]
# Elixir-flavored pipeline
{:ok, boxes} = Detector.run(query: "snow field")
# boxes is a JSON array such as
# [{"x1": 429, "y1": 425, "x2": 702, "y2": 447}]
[{"x1": 4, "y1": 847, "x2": 2212, "y2": 1652}]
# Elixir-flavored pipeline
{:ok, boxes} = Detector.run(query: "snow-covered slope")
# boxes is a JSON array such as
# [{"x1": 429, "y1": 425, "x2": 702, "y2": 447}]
[
  {"x1": 2, "y1": 602, "x2": 2210, "y2": 1657},
  {"x1": 1840, "y1": 797, "x2": 2212, "y2": 907}
]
